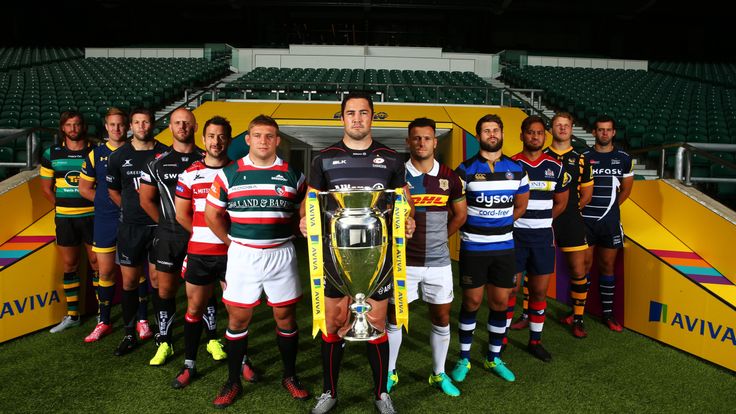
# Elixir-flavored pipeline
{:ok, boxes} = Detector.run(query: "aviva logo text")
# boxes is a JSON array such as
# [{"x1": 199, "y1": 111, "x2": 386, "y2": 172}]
[
  {"x1": 1, "y1": 291, "x2": 61, "y2": 319},
  {"x1": 649, "y1": 301, "x2": 735, "y2": 346}
]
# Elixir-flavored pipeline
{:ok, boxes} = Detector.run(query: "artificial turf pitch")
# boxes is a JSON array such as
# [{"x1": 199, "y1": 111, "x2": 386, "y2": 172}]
[{"x1": 1, "y1": 240, "x2": 734, "y2": 413}]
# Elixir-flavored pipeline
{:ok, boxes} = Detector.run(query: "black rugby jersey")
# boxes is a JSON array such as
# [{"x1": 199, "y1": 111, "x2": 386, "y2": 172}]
[
  {"x1": 140, "y1": 148, "x2": 203, "y2": 239},
  {"x1": 543, "y1": 146, "x2": 593, "y2": 215},
  {"x1": 308, "y1": 139, "x2": 406, "y2": 192},
  {"x1": 106, "y1": 141, "x2": 169, "y2": 225},
  {"x1": 581, "y1": 147, "x2": 633, "y2": 223}
]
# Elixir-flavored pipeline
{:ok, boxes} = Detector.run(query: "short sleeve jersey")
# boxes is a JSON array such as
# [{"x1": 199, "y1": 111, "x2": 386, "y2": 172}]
[
  {"x1": 80, "y1": 142, "x2": 121, "y2": 219},
  {"x1": 206, "y1": 155, "x2": 306, "y2": 248},
  {"x1": 405, "y1": 159, "x2": 464, "y2": 267},
  {"x1": 40, "y1": 142, "x2": 94, "y2": 218},
  {"x1": 455, "y1": 153, "x2": 529, "y2": 254},
  {"x1": 106, "y1": 141, "x2": 169, "y2": 225},
  {"x1": 511, "y1": 152, "x2": 569, "y2": 246},
  {"x1": 176, "y1": 160, "x2": 228, "y2": 255},
  {"x1": 543, "y1": 146, "x2": 593, "y2": 217},
  {"x1": 581, "y1": 147, "x2": 634, "y2": 223},
  {"x1": 140, "y1": 148, "x2": 203, "y2": 239}
]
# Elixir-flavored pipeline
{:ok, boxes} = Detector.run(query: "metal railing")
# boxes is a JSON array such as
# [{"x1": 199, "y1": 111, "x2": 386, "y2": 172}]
[
  {"x1": 0, "y1": 128, "x2": 56, "y2": 169},
  {"x1": 628, "y1": 142, "x2": 736, "y2": 184}
]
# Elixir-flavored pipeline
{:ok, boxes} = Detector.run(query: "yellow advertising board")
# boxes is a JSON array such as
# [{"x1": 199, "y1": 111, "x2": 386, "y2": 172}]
[{"x1": 624, "y1": 241, "x2": 736, "y2": 371}]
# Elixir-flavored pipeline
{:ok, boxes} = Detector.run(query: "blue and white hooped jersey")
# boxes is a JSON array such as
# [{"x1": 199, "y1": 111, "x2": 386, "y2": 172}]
[
  {"x1": 455, "y1": 154, "x2": 529, "y2": 253},
  {"x1": 581, "y1": 147, "x2": 633, "y2": 222},
  {"x1": 512, "y1": 153, "x2": 569, "y2": 246}
]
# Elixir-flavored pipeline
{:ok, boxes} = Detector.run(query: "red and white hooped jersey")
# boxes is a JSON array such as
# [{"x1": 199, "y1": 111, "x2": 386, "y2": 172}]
[{"x1": 176, "y1": 160, "x2": 229, "y2": 255}]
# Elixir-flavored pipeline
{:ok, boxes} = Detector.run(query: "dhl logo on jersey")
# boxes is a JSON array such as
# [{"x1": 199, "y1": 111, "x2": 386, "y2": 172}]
[{"x1": 411, "y1": 194, "x2": 449, "y2": 207}]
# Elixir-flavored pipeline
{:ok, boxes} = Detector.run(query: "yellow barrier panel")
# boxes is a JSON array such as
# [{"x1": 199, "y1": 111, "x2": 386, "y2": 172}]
[
  {"x1": 0, "y1": 175, "x2": 53, "y2": 245},
  {"x1": 624, "y1": 240, "x2": 736, "y2": 371},
  {"x1": 629, "y1": 180, "x2": 736, "y2": 284}
]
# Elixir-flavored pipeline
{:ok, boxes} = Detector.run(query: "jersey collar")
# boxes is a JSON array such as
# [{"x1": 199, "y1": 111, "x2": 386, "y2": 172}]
[
  {"x1": 545, "y1": 146, "x2": 572, "y2": 156},
  {"x1": 405, "y1": 159, "x2": 439, "y2": 177},
  {"x1": 243, "y1": 154, "x2": 283, "y2": 169}
]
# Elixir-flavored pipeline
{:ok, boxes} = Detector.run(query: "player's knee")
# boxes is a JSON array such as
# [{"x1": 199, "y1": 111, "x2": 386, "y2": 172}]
[
  {"x1": 461, "y1": 298, "x2": 481, "y2": 312},
  {"x1": 186, "y1": 306, "x2": 203, "y2": 318},
  {"x1": 430, "y1": 313, "x2": 449, "y2": 327}
]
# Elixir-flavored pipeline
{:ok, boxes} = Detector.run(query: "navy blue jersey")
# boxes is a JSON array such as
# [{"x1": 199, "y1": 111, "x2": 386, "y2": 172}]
[
  {"x1": 581, "y1": 147, "x2": 633, "y2": 222},
  {"x1": 80, "y1": 142, "x2": 120, "y2": 219},
  {"x1": 455, "y1": 154, "x2": 529, "y2": 253},
  {"x1": 512, "y1": 153, "x2": 569, "y2": 246}
]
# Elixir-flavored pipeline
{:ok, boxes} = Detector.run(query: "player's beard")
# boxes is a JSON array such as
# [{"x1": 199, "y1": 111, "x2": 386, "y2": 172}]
[
  {"x1": 174, "y1": 131, "x2": 195, "y2": 144},
  {"x1": 480, "y1": 136, "x2": 503, "y2": 152},
  {"x1": 345, "y1": 127, "x2": 370, "y2": 141},
  {"x1": 65, "y1": 133, "x2": 84, "y2": 142},
  {"x1": 523, "y1": 141, "x2": 543, "y2": 152}
]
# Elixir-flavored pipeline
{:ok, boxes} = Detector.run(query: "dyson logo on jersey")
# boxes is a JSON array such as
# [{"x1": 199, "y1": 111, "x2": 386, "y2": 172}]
[
  {"x1": 475, "y1": 194, "x2": 513, "y2": 207},
  {"x1": 593, "y1": 168, "x2": 623, "y2": 175}
]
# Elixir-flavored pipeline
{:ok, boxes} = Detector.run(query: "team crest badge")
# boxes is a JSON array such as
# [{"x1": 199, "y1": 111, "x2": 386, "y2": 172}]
[
  {"x1": 439, "y1": 179, "x2": 449, "y2": 191},
  {"x1": 504, "y1": 171, "x2": 514, "y2": 180},
  {"x1": 545, "y1": 168, "x2": 555, "y2": 178},
  {"x1": 275, "y1": 186, "x2": 286, "y2": 196},
  {"x1": 373, "y1": 157, "x2": 385, "y2": 164},
  {"x1": 475, "y1": 173, "x2": 486, "y2": 181}
]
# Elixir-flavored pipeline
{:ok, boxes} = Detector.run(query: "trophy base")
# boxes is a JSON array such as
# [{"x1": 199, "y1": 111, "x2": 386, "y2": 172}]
[{"x1": 342, "y1": 321, "x2": 385, "y2": 342}]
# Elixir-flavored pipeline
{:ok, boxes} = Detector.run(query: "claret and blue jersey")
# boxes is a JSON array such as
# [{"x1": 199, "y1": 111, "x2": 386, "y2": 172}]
[{"x1": 455, "y1": 153, "x2": 529, "y2": 253}]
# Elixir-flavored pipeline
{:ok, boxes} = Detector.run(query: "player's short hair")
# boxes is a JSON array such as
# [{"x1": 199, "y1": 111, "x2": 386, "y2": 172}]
[
  {"x1": 104, "y1": 107, "x2": 128, "y2": 124},
  {"x1": 408, "y1": 117, "x2": 436, "y2": 134},
  {"x1": 59, "y1": 110, "x2": 86, "y2": 131},
  {"x1": 521, "y1": 115, "x2": 546, "y2": 133},
  {"x1": 129, "y1": 107, "x2": 154, "y2": 123},
  {"x1": 593, "y1": 114, "x2": 616, "y2": 130},
  {"x1": 341, "y1": 91, "x2": 374, "y2": 116},
  {"x1": 204, "y1": 116, "x2": 232, "y2": 139},
  {"x1": 551, "y1": 112, "x2": 574, "y2": 127},
  {"x1": 475, "y1": 114, "x2": 503, "y2": 136},
  {"x1": 248, "y1": 114, "x2": 279, "y2": 134}
]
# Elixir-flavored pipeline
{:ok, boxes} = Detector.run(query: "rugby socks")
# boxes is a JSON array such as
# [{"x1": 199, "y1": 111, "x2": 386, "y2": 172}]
[
  {"x1": 184, "y1": 312, "x2": 203, "y2": 366},
  {"x1": 98, "y1": 279, "x2": 115, "y2": 325},
  {"x1": 204, "y1": 295, "x2": 218, "y2": 340},
  {"x1": 158, "y1": 297, "x2": 176, "y2": 344},
  {"x1": 570, "y1": 274, "x2": 589, "y2": 322},
  {"x1": 226, "y1": 328, "x2": 248, "y2": 385},
  {"x1": 458, "y1": 307, "x2": 478, "y2": 360},
  {"x1": 430, "y1": 324, "x2": 450, "y2": 375},
  {"x1": 599, "y1": 274, "x2": 616, "y2": 318},
  {"x1": 122, "y1": 288, "x2": 139, "y2": 336},
  {"x1": 63, "y1": 271, "x2": 80, "y2": 318},
  {"x1": 367, "y1": 334, "x2": 389, "y2": 399},
  {"x1": 529, "y1": 301, "x2": 546, "y2": 343},
  {"x1": 386, "y1": 323, "x2": 402, "y2": 372},
  {"x1": 506, "y1": 295, "x2": 517, "y2": 328},
  {"x1": 137, "y1": 276, "x2": 149, "y2": 321},
  {"x1": 521, "y1": 274, "x2": 530, "y2": 319},
  {"x1": 92, "y1": 270, "x2": 100, "y2": 302},
  {"x1": 321, "y1": 333, "x2": 345, "y2": 397},
  {"x1": 486, "y1": 310, "x2": 506, "y2": 361},
  {"x1": 276, "y1": 327, "x2": 299, "y2": 378}
]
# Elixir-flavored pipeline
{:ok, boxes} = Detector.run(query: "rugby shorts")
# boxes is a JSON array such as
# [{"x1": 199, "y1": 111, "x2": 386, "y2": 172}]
[
  {"x1": 55, "y1": 215, "x2": 94, "y2": 247},
  {"x1": 459, "y1": 249, "x2": 517, "y2": 289},
  {"x1": 222, "y1": 240, "x2": 302, "y2": 308},
  {"x1": 182, "y1": 254, "x2": 227, "y2": 286},
  {"x1": 116, "y1": 222, "x2": 156, "y2": 267}
]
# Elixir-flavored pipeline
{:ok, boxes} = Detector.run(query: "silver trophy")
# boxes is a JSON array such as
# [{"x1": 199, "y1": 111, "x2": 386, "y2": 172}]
[{"x1": 322, "y1": 189, "x2": 394, "y2": 341}]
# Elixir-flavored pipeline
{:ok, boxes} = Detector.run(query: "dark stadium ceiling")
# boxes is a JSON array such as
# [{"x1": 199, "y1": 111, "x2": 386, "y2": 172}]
[{"x1": 8, "y1": 0, "x2": 727, "y2": 60}]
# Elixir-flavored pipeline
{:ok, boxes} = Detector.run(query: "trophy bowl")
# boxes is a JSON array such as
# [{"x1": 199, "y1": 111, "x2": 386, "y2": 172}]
[{"x1": 324, "y1": 189, "x2": 392, "y2": 341}]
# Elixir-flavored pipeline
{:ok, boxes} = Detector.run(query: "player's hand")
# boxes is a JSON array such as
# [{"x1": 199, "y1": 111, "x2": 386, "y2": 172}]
[
  {"x1": 299, "y1": 216, "x2": 308, "y2": 237},
  {"x1": 405, "y1": 216, "x2": 415, "y2": 239}
]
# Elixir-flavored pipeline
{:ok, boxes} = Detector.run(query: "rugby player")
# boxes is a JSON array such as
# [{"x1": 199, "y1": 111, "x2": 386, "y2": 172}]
[
  {"x1": 508, "y1": 115, "x2": 569, "y2": 362},
  {"x1": 41, "y1": 111, "x2": 98, "y2": 333},
  {"x1": 206, "y1": 115, "x2": 309, "y2": 408},
  {"x1": 139, "y1": 108, "x2": 205, "y2": 366},
  {"x1": 171, "y1": 116, "x2": 237, "y2": 388},
  {"x1": 385, "y1": 117, "x2": 466, "y2": 397},
  {"x1": 581, "y1": 115, "x2": 633, "y2": 332},
  {"x1": 545, "y1": 112, "x2": 593, "y2": 338},
  {"x1": 299, "y1": 92, "x2": 415, "y2": 414},
  {"x1": 107, "y1": 108, "x2": 168, "y2": 356},
  {"x1": 449, "y1": 114, "x2": 528, "y2": 384}
]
